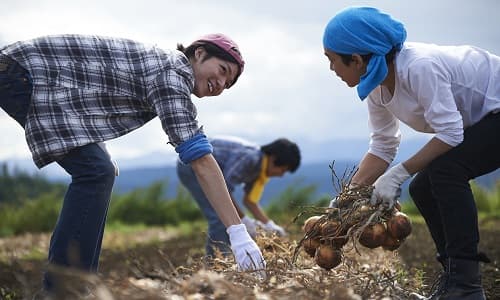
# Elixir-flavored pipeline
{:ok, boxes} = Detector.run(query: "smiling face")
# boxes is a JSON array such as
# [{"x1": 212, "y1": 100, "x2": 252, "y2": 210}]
[
  {"x1": 190, "y1": 47, "x2": 239, "y2": 98},
  {"x1": 324, "y1": 48, "x2": 365, "y2": 87}
]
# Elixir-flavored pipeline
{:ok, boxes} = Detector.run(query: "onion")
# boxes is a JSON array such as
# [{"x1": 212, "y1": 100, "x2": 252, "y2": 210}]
[
  {"x1": 303, "y1": 237, "x2": 320, "y2": 257},
  {"x1": 320, "y1": 220, "x2": 340, "y2": 237},
  {"x1": 359, "y1": 205, "x2": 371, "y2": 213},
  {"x1": 303, "y1": 216, "x2": 322, "y2": 234},
  {"x1": 314, "y1": 244, "x2": 342, "y2": 270},
  {"x1": 386, "y1": 211, "x2": 412, "y2": 240},
  {"x1": 319, "y1": 220, "x2": 348, "y2": 248},
  {"x1": 332, "y1": 235, "x2": 348, "y2": 248},
  {"x1": 358, "y1": 222, "x2": 386, "y2": 249},
  {"x1": 382, "y1": 234, "x2": 402, "y2": 251}
]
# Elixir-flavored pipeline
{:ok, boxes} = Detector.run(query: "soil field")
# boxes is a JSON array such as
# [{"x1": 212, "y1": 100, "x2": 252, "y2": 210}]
[{"x1": 0, "y1": 220, "x2": 498, "y2": 299}]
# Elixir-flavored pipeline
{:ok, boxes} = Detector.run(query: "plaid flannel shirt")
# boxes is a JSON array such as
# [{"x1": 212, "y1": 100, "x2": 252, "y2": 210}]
[
  {"x1": 1, "y1": 34, "x2": 203, "y2": 168},
  {"x1": 210, "y1": 137, "x2": 263, "y2": 197}
]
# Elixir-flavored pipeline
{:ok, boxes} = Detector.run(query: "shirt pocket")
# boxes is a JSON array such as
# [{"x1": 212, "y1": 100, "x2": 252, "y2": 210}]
[{"x1": 52, "y1": 62, "x2": 145, "y2": 97}]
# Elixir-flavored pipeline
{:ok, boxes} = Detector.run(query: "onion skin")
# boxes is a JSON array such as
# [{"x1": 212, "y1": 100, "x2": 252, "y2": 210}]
[
  {"x1": 320, "y1": 220, "x2": 340, "y2": 237},
  {"x1": 303, "y1": 237, "x2": 320, "y2": 257},
  {"x1": 386, "y1": 212, "x2": 412, "y2": 240},
  {"x1": 358, "y1": 222, "x2": 386, "y2": 249},
  {"x1": 320, "y1": 220, "x2": 348, "y2": 248},
  {"x1": 332, "y1": 235, "x2": 348, "y2": 248},
  {"x1": 382, "y1": 233, "x2": 402, "y2": 251},
  {"x1": 303, "y1": 216, "x2": 322, "y2": 234},
  {"x1": 314, "y1": 244, "x2": 342, "y2": 270}
]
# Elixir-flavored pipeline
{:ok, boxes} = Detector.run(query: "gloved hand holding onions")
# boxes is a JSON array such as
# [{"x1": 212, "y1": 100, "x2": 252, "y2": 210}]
[{"x1": 299, "y1": 184, "x2": 412, "y2": 271}]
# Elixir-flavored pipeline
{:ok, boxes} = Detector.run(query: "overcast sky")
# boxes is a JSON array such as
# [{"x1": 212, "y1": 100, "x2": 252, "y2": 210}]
[{"x1": 1, "y1": 0, "x2": 499, "y2": 166}]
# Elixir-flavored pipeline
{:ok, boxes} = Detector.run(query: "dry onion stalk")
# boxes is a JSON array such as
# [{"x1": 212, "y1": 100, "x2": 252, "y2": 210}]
[{"x1": 292, "y1": 163, "x2": 412, "y2": 270}]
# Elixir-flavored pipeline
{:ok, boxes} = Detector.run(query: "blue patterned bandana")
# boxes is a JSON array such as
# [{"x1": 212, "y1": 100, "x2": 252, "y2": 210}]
[{"x1": 323, "y1": 7, "x2": 407, "y2": 100}]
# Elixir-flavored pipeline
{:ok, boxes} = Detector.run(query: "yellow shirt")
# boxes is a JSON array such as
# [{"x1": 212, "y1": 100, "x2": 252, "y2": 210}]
[{"x1": 247, "y1": 155, "x2": 269, "y2": 204}]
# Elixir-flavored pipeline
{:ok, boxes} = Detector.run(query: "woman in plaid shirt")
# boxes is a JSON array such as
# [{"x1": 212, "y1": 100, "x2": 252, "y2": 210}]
[{"x1": 0, "y1": 33, "x2": 265, "y2": 294}]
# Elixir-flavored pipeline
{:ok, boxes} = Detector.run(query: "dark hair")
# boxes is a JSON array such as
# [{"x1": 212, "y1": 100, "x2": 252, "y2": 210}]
[
  {"x1": 177, "y1": 42, "x2": 241, "y2": 87},
  {"x1": 261, "y1": 138, "x2": 301, "y2": 172},
  {"x1": 338, "y1": 47, "x2": 397, "y2": 66}
]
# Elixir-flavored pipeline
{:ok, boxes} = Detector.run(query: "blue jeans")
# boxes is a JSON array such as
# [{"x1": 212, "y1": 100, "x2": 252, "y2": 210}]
[
  {"x1": 409, "y1": 112, "x2": 500, "y2": 262},
  {"x1": 176, "y1": 160, "x2": 232, "y2": 257},
  {"x1": 0, "y1": 55, "x2": 116, "y2": 290},
  {"x1": 44, "y1": 144, "x2": 116, "y2": 288}
]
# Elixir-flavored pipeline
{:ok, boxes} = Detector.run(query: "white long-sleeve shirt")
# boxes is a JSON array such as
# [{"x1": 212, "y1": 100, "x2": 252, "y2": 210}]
[{"x1": 367, "y1": 42, "x2": 500, "y2": 163}]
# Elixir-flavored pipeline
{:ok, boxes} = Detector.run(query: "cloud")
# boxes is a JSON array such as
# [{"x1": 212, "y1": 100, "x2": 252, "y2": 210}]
[{"x1": 1, "y1": 0, "x2": 499, "y2": 162}]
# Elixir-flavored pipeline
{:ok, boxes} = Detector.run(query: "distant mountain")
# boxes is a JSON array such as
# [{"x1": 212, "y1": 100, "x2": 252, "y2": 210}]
[
  {"x1": 2, "y1": 136, "x2": 498, "y2": 207},
  {"x1": 94, "y1": 161, "x2": 500, "y2": 207},
  {"x1": 109, "y1": 161, "x2": 358, "y2": 206}
]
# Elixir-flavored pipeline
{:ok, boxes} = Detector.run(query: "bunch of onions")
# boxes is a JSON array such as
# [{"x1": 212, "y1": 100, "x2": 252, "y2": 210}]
[
  {"x1": 300, "y1": 198, "x2": 412, "y2": 269},
  {"x1": 301, "y1": 217, "x2": 345, "y2": 270}
]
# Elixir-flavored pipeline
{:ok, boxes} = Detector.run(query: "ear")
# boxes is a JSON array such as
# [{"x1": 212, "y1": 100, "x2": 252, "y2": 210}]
[
  {"x1": 351, "y1": 54, "x2": 366, "y2": 68},
  {"x1": 268, "y1": 155, "x2": 279, "y2": 170},
  {"x1": 194, "y1": 46, "x2": 206, "y2": 60}
]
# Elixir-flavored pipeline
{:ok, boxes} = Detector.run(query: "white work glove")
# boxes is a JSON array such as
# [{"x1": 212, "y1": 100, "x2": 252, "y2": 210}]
[
  {"x1": 262, "y1": 220, "x2": 287, "y2": 236},
  {"x1": 227, "y1": 224, "x2": 266, "y2": 276},
  {"x1": 241, "y1": 216, "x2": 258, "y2": 238},
  {"x1": 371, "y1": 163, "x2": 411, "y2": 209}
]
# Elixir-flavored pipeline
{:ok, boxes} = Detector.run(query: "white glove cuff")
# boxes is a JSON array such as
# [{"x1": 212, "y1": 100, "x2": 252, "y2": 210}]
[
  {"x1": 227, "y1": 224, "x2": 251, "y2": 245},
  {"x1": 265, "y1": 220, "x2": 276, "y2": 226},
  {"x1": 241, "y1": 216, "x2": 252, "y2": 223},
  {"x1": 391, "y1": 163, "x2": 411, "y2": 183}
]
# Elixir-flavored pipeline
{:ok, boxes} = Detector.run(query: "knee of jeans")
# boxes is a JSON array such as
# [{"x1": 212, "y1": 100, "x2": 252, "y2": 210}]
[{"x1": 93, "y1": 159, "x2": 116, "y2": 183}]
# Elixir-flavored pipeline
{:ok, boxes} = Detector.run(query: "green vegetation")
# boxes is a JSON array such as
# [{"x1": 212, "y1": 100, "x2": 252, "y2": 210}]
[
  {"x1": 401, "y1": 180, "x2": 500, "y2": 219},
  {"x1": 108, "y1": 181, "x2": 202, "y2": 226},
  {"x1": 0, "y1": 168, "x2": 498, "y2": 238},
  {"x1": 0, "y1": 163, "x2": 66, "y2": 204},
  {"x1": 266, "y1": 180, "x2": 331, "y2": 223}
]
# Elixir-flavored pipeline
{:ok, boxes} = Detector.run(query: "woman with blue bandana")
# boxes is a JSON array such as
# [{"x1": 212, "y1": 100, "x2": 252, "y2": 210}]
[{"x1": 323, "y1": 6, "x2": 499, "y2": 300}]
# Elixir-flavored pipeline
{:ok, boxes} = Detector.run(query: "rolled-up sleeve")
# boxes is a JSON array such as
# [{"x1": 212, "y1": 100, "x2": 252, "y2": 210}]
[{"x1": 367, "y1": 95, "x2": 401, "y2": 163}]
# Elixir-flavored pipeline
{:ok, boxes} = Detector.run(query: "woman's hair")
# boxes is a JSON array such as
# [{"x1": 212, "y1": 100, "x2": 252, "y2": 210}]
[
  {"x1": 177, "y1": 42, "x2": 241, "y2": 87},
  {"x1": 338, "y1": 47, "x2": 397, "y2": 66},
  {"x1": 261, "y1": 138, "x2": 301, "y2": 172}
]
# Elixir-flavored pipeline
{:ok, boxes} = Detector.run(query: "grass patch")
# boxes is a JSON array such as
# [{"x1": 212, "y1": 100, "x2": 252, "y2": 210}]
[{"x1": 22, "y1": 248, "x2": 46, "y2": 260}]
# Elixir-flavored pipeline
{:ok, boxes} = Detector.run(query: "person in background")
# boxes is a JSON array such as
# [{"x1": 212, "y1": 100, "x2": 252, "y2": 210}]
[
  {"x1": 177, "y1": 136, "x2": 301, "y2": 257},
  {"x1": 323, "y1": 7, "x2": 499, "y2": 300},
  {"x1": 0, "y1": 33, "x2": 265, "y2": 297}
]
